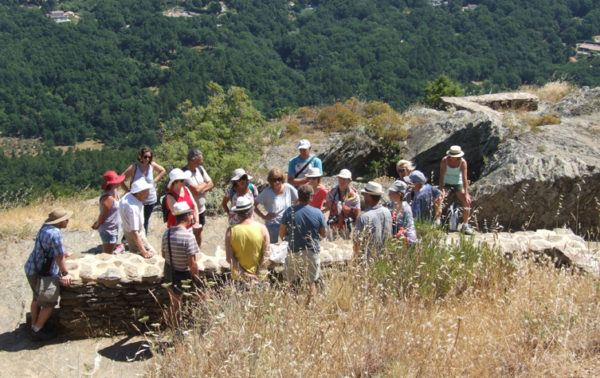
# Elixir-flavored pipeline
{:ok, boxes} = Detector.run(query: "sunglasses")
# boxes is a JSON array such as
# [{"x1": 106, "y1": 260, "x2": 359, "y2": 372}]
[
  {"x1": 397, "y1": 168, "x2": 408, "y2": 173},
  {"x1": 269, "y1": 177, "x2": 284, "y2": 183},
  {"x1": 142, "y1": 155, "x2": 152, "y2": 159}
]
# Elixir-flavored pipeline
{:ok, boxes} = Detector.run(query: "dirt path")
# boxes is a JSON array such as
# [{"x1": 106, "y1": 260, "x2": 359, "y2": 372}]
[{"x1": 0, "y1": 213, "x2": 230, "y2": 377}]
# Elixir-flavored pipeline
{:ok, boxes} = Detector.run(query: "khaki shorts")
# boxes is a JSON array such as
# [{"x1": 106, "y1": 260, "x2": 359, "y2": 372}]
[
  {"x1": 124, "y1": 231, "x2": 156, "y2": 255},
  {"x1": 283, "y1": 250, "x2": 321, "y2": 283},
  {"x1": 27, "y1": 274, "x2": 58, "y2": 308}
]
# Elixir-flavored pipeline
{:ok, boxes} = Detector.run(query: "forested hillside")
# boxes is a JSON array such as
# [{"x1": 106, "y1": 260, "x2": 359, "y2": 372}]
[
  {"x1": 1, "y1": 0, "x2": 600, "y2": 201},
  {"x1": 1, "y1": 0, "x2": 600, "y2": 147}
]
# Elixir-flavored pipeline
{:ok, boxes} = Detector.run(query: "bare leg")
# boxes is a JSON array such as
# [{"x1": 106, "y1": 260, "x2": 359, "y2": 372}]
[
  {"x1": 455, "y1": 191, "x2": 471, "y2": 224},
  {"x1": 30, "y1": 301, "x2": 40, "y2": 326},
  {"x1": 193, "y1": 227, "x2": 202, "y2": 248},
  {"x1": 33, "y1": 306, "x2": 54, "y2": 330}
]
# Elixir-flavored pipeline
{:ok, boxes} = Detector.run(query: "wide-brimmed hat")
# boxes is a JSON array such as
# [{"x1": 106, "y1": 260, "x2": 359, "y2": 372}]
[
  {"x1": 171, "y1": 202, "x2": 193, "y2": 216},
  {"x1": 361, "y1": 181, "x2": 384, "y2": 196},
  {"x1": 168, "y1": 168, "x2": 192, "y2": 188},
  {"x1": 45, "y1": 208, "x2": 73, "y2": 225},
  {"x1": 232, "y1": 196, "x2": 253, "y2": 212},
  {"x1": 388, "y1": 180, "x2": 408, "y2": 195},
  {"x1": 131, "y1": 178, "x2": 153, "y2": 194},
  {"x1": 297, "y1": 139, "x2": 311, "y2": 150},
  {"x1": 231, "y1": 168, "x2": 253, "y2": 182},
  {"x1": 336, "y1": 168, "x2": 352, "y2": 180},
  {"x1": 446, "y1": 145, "x2": 464, "y2": 158},
  {"x1": 305, "y1": 167, "x2": 322, "y2": 178},
  {"x1": 403, "y1": 170, "x2": 427, "y2": 184},
  {"x1": 101, "y1": 170, "x2": 126, "y2": 190}
]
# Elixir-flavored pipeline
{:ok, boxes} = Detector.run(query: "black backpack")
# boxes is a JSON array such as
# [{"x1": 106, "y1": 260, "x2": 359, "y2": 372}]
[{"x1": 160, "y1": 193, "x2": 176, "y2": 222}]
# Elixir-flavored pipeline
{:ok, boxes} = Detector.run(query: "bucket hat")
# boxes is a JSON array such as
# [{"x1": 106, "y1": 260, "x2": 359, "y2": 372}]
[
  {"x1": 45, "y1": 208, "x2": 73, "y2": 225},
  {"x1": 168, "y1": 168, "x2": 192, "y2": 188},
  {"x1": 361, "y1": 181, "x2": 385, "y2": 196}
]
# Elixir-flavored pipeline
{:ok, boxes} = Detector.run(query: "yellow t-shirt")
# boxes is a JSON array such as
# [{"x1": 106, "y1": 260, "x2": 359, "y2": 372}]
[{"x1": 230, "y1": 223, "x2": 265, "y2": 281}]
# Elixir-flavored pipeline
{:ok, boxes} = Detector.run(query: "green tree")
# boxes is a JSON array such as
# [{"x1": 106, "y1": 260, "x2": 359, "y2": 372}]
[
  {"x1": 156, "y1": 82, "x2": 268, "y2": 183},
  {"x1": 420, "y1": 74, "x2": 465, "y2": 110}
]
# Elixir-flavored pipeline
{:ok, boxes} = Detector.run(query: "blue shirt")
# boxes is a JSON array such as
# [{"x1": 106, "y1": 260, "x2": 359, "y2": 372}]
[
  {"x1": 287, "y1": 155, "x2": 323, "y2": 179},
  {"x1": 411, "y1": 184, "x2": 441, "y2": 221},
  {"x1": 281, "y1": 204, "x2": 327, "y2": 253},
  {"x1": 24, "y1": 224, "x2": 67, "y2": 277}
]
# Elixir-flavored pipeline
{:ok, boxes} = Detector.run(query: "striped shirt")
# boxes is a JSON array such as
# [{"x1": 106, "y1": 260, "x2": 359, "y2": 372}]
[
  {"x1": 24, "y1": 224, "x2": 67, "y2": 276},
  {"x1": 161, "y1": 226, "x2": 200, "y2": 271}
]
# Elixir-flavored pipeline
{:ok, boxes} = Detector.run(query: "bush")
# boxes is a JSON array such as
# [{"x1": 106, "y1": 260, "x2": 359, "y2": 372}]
[
  {"x1": 420, "y1": 74, "x2": 465, "y2": 110},
  {"x1": 527, "y1": 114, "x2": 561, "y2": 128}
]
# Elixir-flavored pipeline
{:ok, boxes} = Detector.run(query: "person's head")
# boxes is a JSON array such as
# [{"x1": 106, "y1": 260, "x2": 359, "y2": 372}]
[
  {"x1": 336, "y1": 169, "x2": 352, "y2": 190},
  {"x1": 45, "y1": 207, "x2": 73, "y2": 229},
  {"x1": 168, "y1": 168, "x2": 191, "y2": 190},
  {"x1": 361, "y1": 181, "x2": 384, "y2": 206},
  {"x1": 231, "y1": 168, "x2": 252, "y2": 191},
  {"x1": 101, "y1": 170, "x2": 126, "y2": 191},
  {"x1": 305, "y1": 166, "x2": 322, "y2": 188},
  {"x1": 388, "y1": 180, "x2": 408, "y2": 203},
  {"x1": 396, "y1": 159, "x2": 415, "y2": 178},
  {"x1": 404, "y1": 170, "x2": 427, "y2": 191},
  {"x1": 137, "y1": 147, "x2": 153, "y2": 164},
  {"x1": 131, "y1": 178, "x2": 152, "y2": 201},
  {"x1": 446, "y1": 145, "x2": 464, "y2": 164},
  {"x1": 172, "y1": 202, "x2": 194, "y2": 225},
  {"x1": 232, "y1": 196, "x2": 254, "y2": 221},
  {"x1": 187, "y1": 148, "x2": 204, "y2": 168},
  {"x1": 297, "y1": 139, "x2": 312, "y2": 160},
  {"x1": 267, "y1": 167, "x2": 285, "y2": 189},
  {"x1": 297, "y1": 184, "x2": 314, "y2": 204}
]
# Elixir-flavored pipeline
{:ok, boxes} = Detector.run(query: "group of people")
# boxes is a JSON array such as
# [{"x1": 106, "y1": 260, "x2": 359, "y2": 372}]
[{"x1": 24, "y1": 139, "x2": 474, "y2": 339}]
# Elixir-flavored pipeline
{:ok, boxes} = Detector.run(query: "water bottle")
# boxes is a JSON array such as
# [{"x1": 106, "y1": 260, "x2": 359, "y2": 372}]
[{"x1": 449, "y1": 204, "x2": 458, "y2": 232}]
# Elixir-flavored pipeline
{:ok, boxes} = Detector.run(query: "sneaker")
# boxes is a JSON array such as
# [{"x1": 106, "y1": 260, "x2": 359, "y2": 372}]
[
  {"x1": 29, "y1": 327, "x2": 57, "y2": 342},
  {"x1": 113, "y1": 244, "x2": 125, "y2": 254},
  {"x1": 461, "y1": 223, "x2": 474, "y2": 235}
]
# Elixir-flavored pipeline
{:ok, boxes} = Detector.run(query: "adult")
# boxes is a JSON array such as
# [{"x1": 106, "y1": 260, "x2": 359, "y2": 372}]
[
  {"x1": 325, "y1": 169, "x2": 361, "y2": 238},
  {"x1": 353, "y1": 182, "x2": 393, "y2": 261},
  {"x1": 183, "y1": 148, "x2": 214, "y2": 247},
  {"x1": 120, "y1": 179, "x2": 155, "y2": 259},
  {"x1": 92, "y1": 171, "x2": 126, "y2": 254},
  {"x1": 404, "y1": 170, "x2": 442, "y2": 224},
  {"x1": 254, "y1": 167, "x2": 298, "y2": 243},
  {"x1": 287, "y1": 139, "x2": 323, "y2": 188},
  {"x1": 306, "y1": 167, "x2": 328, "y2": 211},
  {"x1": 120, "y1": 147, "x2": 166, "y2": 235},
  {"x1": 24, "y1": 208, "x2": 73, "y2": 341},
  {"x1": 166, "y1": 169, "x2": 200, "y2": 236},
  {"x1": 279, "y1": 184, "x2": 327, "y2": 305},
  {"x1": 222, "y1": 168, "x2": 258, "y2": 225},
  {"x1": 161, "y1": 202, "x2": 200, "y2": 326},
  {"x1": 396, "y1": 159, "x2": 415, "y2": 180},
  {"x1": 225, "y1": 196, "x2": 270, "y2": 285},
  {"x1": 439, "y1": 145, "x2": 474, "y2": 235},
  {"x1": 388, "y1": 180, "x2": 417, "y2": 243}
]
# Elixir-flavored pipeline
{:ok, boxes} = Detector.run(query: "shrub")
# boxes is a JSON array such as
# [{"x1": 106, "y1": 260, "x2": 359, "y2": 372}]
[
  {"x1": 420, "y1": 74, "x2": 465, "y2": 110},
  {"x1": 317, "y1": 102, "x2": 364, "y2": 132},
  {"x1": 527, "y1": 114, "x2": 561, "y2": 128}
]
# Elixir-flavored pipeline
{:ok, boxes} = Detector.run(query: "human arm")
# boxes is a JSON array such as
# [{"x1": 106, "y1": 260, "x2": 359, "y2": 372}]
[
  {"x1": 131, "y1": 230, "x2": 153, "y2": 258},
  {"x1": 258, "y1": 224, "x2": 270, "y2": 271},
  {"x1": 279, "y1": 224, "x2": 287, "y2": 241},
  {"x1": 56, "y1": 253, "x2": 72, "y2": 286},
  {"x1": 151, "y1": 161, "x2": 166, "y2": 184},
  {"x1": 439, "y1": 157, "x2": 447, "y2": 190},
  {"x1": 119, "y1": 164, "x2": 135, "y2": 192},
  {"x1": 222, "y1": 193, "x2": 230, "y2": 214},
  {"x1": 92, "y1": 195, "x2": 114, "y2": 230},
  {"x1": 187, "y1": 255, "x2": 199, "y2": 281}
]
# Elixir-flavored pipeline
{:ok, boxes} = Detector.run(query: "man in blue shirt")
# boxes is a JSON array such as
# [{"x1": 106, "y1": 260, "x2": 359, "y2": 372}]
[
  {"x1": 24, "y1": 208, "x2": 73, "y2": 341},
  {"x1": 287, "y1": 139, "x2": 323, "y2": 188},
  {"x1": 279, "y1": 184, "x2": 327, "y2": 305},
  {"x1": 404, "y1": 170, "x2": 442, "y2": 222}
]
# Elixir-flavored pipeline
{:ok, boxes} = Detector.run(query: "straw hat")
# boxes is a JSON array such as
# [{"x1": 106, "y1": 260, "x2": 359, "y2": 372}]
[
  {"x1": 171, "y1": 202, "x2": 193, "y2": 216},
  {"x1": 305, "y1": 167, "x2": 322, "y2": 178},
  {"x1": 361, "y1": 181, "x2": 384, "y2": 196},
  {"x1": 336, "y1": 169, "x2": 352, "y2": 180},
  {"x1": 232, "y1": 196, "x2": 253, "y2": 212},
  {"x1": 446, "y1": 145, "x2": 464, "y2": 158},
  {"x1": 45, "y1": 208, "x2": 73, "y2": 225},
  {"x1": 230, "y1": 168, "x2": 253, "y2": 182},
  {"x1": 168, "y1": 168, "x2": 192, "y2": 188}
]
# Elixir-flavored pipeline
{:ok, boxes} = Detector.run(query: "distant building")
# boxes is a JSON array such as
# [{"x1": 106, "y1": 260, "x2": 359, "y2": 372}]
[
  {"x1": 576, "y1": 43, "x2": 600, "y2": 55},
  {"x1": 462, "y1": 4, "x2": 478, "y2": 11},
  {"x1": 47, "y1": 10, "x2": 70, "y2": 23}
]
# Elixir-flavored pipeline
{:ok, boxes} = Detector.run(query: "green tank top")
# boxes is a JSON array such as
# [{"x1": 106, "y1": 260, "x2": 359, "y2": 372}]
[
  {"x1": 230, "y1": 223, "x2": 265, "y2": 281},
  {"x1": 443, "y1": 159, "x2": 463, "y2": 186}
]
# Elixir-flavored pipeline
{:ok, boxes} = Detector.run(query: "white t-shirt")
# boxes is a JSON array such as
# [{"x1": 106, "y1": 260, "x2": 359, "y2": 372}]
[
  {"x1": 185, "y1": 166, "x2": 212, "y2": 214},
  {"x1": 119, "y1": 192, "x2": 144, "y2": 233}
]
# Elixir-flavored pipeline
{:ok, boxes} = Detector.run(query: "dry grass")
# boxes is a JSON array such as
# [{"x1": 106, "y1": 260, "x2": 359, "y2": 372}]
[
  {"x1": 522, "y1": 81, "x2": 576, "y2": 103},
  {"x1": 149, "y1": 251, "x2": 600, "y2": 376},
  {"x1": 0, "y1": 194, "x2": 98, "y2": 240},
  {"x1": 55, "y1": 139, "x2": 104, "y2": 152}
]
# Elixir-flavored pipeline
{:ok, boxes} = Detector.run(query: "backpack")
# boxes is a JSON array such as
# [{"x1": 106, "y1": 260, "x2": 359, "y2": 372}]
[
  {"x1": 160, "y1": 193, "x2": 176, "y2": 222},
  {"x1": 229, "y1": 182, "x2": 255, "y2": 201}
]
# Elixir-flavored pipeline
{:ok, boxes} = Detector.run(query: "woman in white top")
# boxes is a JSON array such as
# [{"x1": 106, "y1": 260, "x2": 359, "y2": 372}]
[
  {"x1": 120, "y1": 147, "x2": 166, "y2": 235},
  {"x1": 438, "y1": 145, "x2": 473, "y2": 235},
  {"x1": 254, "y1": 167, "x2": 298, "y2": 243}
]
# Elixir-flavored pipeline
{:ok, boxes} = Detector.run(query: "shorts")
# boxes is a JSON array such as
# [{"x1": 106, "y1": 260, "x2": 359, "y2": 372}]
[
  {"x1": 163, "y1": 265, "x2": 197, "y2": 296},
  {"x1": 283, "y1": 250, "x2": 321, "y2": 283},
  {"x1": 99, "y1": 230, "x2": 118, "y2": 244},
  {"x1": 123, "y1": 231, "x2": 156, "y2": 254},
  {"x1": 444, "y1": 184, "x2": 464, "y2": 193},
  {"x1": 27, "y1": 274, "x2": 58, "y2": 308},
  {"x1": 198, "y1": 212, "x2": 206, "y2": 227},
  {"x1": 266, "y1": 223, "x2": 280, "y2": 243}
]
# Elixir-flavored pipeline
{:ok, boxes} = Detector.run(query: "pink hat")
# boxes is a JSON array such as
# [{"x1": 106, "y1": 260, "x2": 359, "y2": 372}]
[{"x1": 102, "y1": 171, "x2": 126, "y2": 190}]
